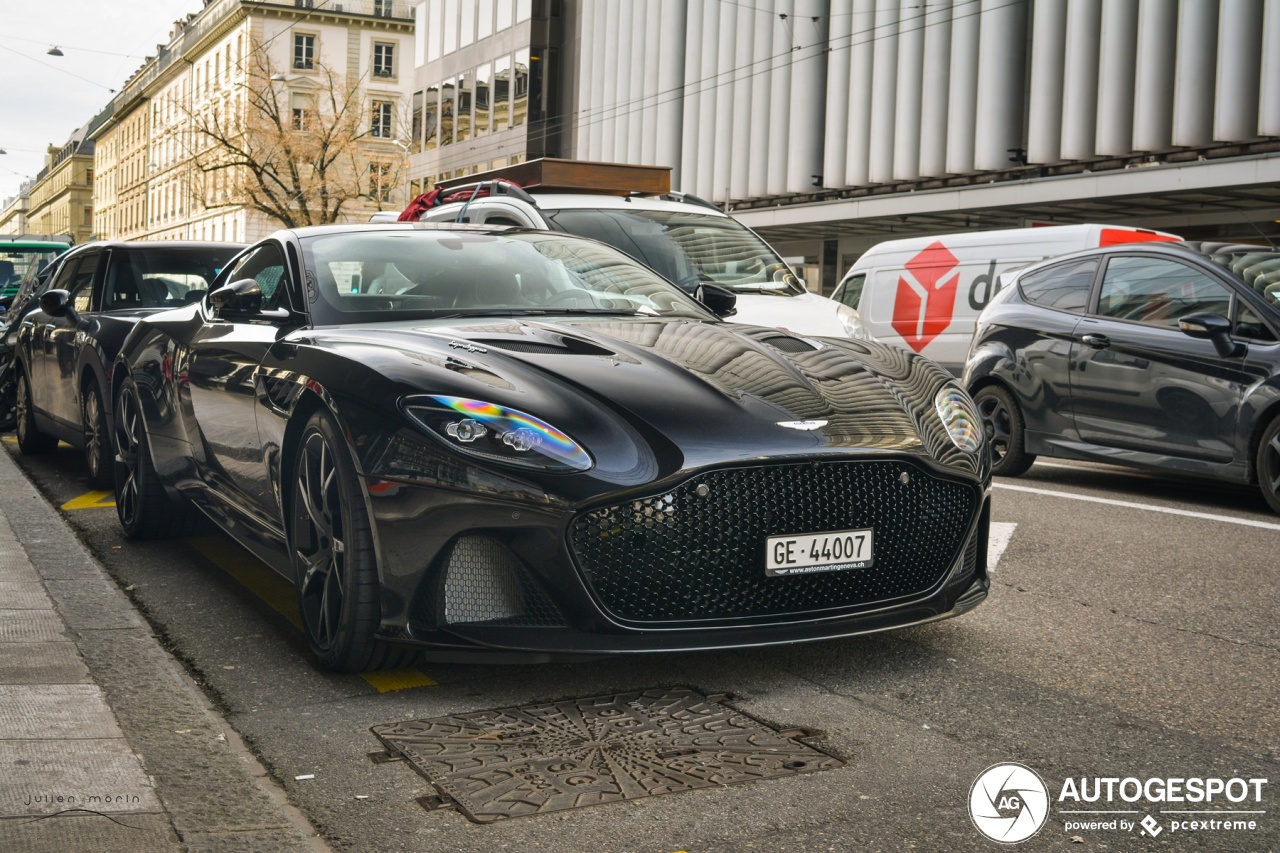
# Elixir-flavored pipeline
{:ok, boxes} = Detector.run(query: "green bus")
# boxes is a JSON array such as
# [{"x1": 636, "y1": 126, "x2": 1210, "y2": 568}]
[{"x1": 0, "y1": 237, "x2": 71, "y2": 308}]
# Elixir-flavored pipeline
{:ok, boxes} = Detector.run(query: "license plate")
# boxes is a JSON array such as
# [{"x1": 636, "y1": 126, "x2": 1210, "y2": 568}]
[{"x1": 765, "y1": 528, "x2": 874, "y2": 577}]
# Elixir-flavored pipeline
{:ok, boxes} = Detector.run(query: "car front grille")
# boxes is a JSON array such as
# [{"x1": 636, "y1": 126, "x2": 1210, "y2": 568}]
[{"x1": 569, "y1": 460, "x2": 979, "y2": 625}]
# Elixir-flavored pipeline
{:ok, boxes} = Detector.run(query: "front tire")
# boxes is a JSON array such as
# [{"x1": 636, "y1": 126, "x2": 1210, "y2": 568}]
[
  {"x1": 1258, "y1": 416, "x2": 1280, "y2": 516},
  {"x1": 15, "y1": 369, "x2": 57, "y2": 454},
  {"x1": 974, "y1": 385, "x2": 1036, "y2": 477},
  {"x1": 290, "y1": 409, "x2": 411, "y2": 672},
  {"x1": 114, "y1": 379, "x2": 199, "y2": 539},
  {"x1": 82, "y1": 382, "x2": 112, "y2": 488}
]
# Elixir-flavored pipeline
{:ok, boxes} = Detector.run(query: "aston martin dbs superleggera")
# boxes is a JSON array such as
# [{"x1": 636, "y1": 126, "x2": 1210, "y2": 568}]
[{"x1": 111, "y1": 223, "x2": 991, "y2": 671}]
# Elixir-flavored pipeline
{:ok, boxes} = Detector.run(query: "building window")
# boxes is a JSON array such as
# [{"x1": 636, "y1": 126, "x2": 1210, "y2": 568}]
[
  {"x1": 373, "y1": 42, "x2": 395, "y2": 78},
  {"x1": 373, "y1": 0, "x2": 394, "y2": 17},
  {"x1": 371, "y1": 101, "x2": 393, "y2": 138},
  {"x1": 293, "y1": 33, "x2": 315, "y2": 70},
  {"x1": 291, "y1": 93, "x2": 314, "y2": 130},
  {"x1": 369, "y1": 163, "x2": 392, "y2": 201}
]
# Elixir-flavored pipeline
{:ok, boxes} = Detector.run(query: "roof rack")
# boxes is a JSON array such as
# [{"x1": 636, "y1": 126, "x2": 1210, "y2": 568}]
[
  {"x1": 660, "y1": 191, "x2": 720, "y2": 212},
  {"x1": 436, "y1": 158, "x2": 672, "y2": 197},
  {"x1": 438, "y1": 180, "x2": 539, "y2": 206}
]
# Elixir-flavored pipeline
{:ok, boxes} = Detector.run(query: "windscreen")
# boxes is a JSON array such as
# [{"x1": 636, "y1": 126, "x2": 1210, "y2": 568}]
[
  {"x1": 300, "y1": 229, "x2": 712, "y2": 325},
  {"x1": 543, "y1": 208, "x2": 804, "y2": 296}
]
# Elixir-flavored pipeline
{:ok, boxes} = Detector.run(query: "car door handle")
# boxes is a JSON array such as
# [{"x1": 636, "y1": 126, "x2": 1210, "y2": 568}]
[{"x1": 1081, "y1": 333, "x2": 1110, "y2": 349}]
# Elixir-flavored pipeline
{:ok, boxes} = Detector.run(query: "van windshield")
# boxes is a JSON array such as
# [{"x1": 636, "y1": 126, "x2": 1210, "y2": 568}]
[{"x1": 544, "y1": 208, "x2": 804, "y2": 296}]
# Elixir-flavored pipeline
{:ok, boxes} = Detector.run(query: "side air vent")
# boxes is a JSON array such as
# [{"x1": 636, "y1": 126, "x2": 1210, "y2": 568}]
[
  {"x1": 475, "y1": 337, "x2": 615, "y2": 356},
  {"x1": 761, "y1": 335, "x2": 818, "y2": 353},
  {"x1": 437, "y1": 536, "x2": 566, "y2": 627}
]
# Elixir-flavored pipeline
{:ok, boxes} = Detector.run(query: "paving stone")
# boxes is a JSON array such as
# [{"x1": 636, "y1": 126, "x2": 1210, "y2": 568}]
[
  {"x1": 0, "y1": 811, "x2": 180, "y2": 852},
  {"x1": 0, "y1": 684, "x2": 123, "y2": 740},
  {"x1": 0, "y1": 582, "x2": 54, "y2": 610},
  {"x1": 0, "y1": 642, "x2": 91, "y2": 684},
  {"x1": 0, "y1": 739, "x2": 162, "y2": 817},
  {"x1": 0, "y1": 611, "x2": 71, "y2": 643}
]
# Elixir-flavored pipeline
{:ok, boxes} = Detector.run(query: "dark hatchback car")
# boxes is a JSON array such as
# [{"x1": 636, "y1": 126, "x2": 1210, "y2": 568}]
[
  {"x1": 13, "y1": 240, "x2": 244, "y2": 485},
  {"x1": 964, "y1": 240, "x2": 1280, "y2": 513}
]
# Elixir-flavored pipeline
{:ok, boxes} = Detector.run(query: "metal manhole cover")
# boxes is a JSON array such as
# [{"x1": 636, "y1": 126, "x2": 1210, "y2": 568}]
[{"x1": 370, "y1": 686, "x2": 843, "y2": 823}]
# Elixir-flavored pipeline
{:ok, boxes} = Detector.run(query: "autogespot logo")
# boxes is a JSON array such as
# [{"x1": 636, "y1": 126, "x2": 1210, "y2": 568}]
[{"x1": 970, "y1": 763, "x2": 1051, "y2": 843}]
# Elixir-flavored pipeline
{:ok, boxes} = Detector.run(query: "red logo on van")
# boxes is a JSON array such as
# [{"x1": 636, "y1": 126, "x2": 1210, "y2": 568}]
[{"x1": 892, "y1": 241, "x2": 960, "y2": 352}]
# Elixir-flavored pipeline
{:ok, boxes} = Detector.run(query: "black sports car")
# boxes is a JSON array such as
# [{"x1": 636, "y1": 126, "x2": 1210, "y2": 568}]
[
  {"x1": 964, "y1": 240, "x2": 1280, "y2": 514},
  {"x1": 112, "y1": 224, "x2": 991, "y2": 671}
]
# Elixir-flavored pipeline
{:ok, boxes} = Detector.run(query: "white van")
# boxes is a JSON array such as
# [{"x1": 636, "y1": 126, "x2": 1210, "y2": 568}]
[{"x1": 831, "y1": 224, "x2": 1181, "y2": 372}]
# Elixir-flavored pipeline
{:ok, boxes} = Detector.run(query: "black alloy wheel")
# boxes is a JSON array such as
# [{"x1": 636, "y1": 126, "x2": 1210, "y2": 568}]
[
  {"x1": 974, "y1": 385, "x2": 1036, "y2": 477},
  {"x1": 114, "y1": 379, "x2": 199, "y2": 539},
  {"x1": 291, "y1": 409, "x2": 411, "y2": 672},
  {"x1": 15, "y1": 370, "x2": 57, "y2": 454},
  {"x1": 82, "y1": 382, "x2": 112, "y2": 488},
  {"x1": 1258, "y1": 416, "x2": 1280, "y2": 516}
]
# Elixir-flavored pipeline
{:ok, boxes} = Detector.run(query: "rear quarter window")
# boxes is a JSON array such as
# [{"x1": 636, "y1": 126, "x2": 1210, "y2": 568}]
[{"x1": 1018, "y1": 258, "x2": 1099, "y2": 313}]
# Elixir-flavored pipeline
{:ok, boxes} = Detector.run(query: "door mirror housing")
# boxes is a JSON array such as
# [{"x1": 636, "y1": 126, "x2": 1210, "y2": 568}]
[
  {"x1": 39, "y1": 288, "x2": 71, "y2": 318},
  {"x1": 696, "y1": 283, "x2": 738, "y2": 318},
  {"x1": 1179, "y1": 312, "x2": 1245, "y2": 358},
  {"x1": 209, "y1": 278, "x2": 291, "y2": 321}
]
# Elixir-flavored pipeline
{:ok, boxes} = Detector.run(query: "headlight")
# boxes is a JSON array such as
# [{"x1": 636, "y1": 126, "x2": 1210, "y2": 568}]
[
  {"x1": 934, "y1": 385, "x2": 983, "y2": 452},
  {"x1": 402, "y1": 395, "x2": 593, "y2": 472},
  {"x1": 836, "y1": 304, "x2": 872, "y2": 340}
]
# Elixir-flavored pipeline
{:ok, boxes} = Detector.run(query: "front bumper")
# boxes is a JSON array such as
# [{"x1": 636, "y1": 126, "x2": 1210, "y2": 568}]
[{"x1": 366, "y1": 456, "x2": 991, "y2": 657}]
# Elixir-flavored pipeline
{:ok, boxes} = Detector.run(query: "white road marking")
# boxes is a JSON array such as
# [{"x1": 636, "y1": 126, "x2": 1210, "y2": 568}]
[
  {"x1": 988, "y1": 522, "x2": 1016, "y2": 572},
  {"x1": 994, "y1": 482, "x2": 1280, "y2": 532}
]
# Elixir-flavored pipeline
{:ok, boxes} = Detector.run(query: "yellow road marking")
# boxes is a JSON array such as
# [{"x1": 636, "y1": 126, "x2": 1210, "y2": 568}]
[
  {"x1": 2, "y1": 436, "x2": 15, "y2": 444},
  {"x1": 60, "y1": 490, "x2": 116, "y2": 510},
  {"x1": 184, "y1": 534, "x2": 436, "y2": 691},
  {"x1": 186, "y1": 535, "x2": 302, "y2": 629},
  {"x1": 361, "y1": 668, "x2": 438, "y2": 692}
]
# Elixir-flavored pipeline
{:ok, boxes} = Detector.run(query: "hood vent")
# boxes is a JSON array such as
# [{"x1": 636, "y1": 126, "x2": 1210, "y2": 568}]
[
  {"x1": 474, "y1": 337, "x2": 615, "y2": 356},
  {"x1": 761, "y1": 335, "x2": 818, "y2": 353}
]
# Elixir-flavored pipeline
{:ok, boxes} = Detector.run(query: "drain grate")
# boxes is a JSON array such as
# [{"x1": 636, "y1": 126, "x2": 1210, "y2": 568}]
[{"x1": 370, "y1": 686, "x2": 844, "y2": 823}]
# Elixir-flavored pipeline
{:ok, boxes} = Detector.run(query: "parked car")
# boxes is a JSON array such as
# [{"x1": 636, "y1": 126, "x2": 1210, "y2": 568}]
[
  {"x1": 963, "y1": 240, "x2": 1280, "y2": 513},
  {"x1": 405, "y1": 159, "x2": 871, "y2": 341},
  {"x1": 111, "y1": 223, "x2": 991, "y2": 672},
  {"x1": 833, "y1": 224, "x2": 1180, "y2": 373},
  {"x1": 13, "y1": 240, "x2": 244, "y2": 486},
  {"x1": 0, "y1": 238, "x2": 72, "y2": 429}
]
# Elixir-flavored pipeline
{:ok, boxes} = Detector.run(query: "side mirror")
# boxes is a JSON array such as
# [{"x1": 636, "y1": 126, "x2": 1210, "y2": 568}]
[
  {"x1": 209, "y1": 278, "x2": 291, "y2": 321},
  {"x1": 39, "y1": 288, "x2": 71, "y2": 318},
  {"x1": 1179, "y1": 313, "x2": 1245, "y2": 358},
  {"x1": 696, "y1": 283, "x2": 738, "y2": 318}
]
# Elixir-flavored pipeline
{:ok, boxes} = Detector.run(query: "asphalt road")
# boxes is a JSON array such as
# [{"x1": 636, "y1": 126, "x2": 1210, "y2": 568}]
[{"x1": 5, "y1": 436, "x2": 1278, "y2": 852}]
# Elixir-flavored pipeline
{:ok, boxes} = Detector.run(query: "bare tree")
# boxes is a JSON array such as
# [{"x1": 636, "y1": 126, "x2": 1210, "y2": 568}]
[{"x1": 184, "y1": 43, "x2": 407, "y2": 228}]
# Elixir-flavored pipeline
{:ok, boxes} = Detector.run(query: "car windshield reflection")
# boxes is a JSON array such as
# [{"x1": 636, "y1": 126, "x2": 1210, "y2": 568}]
[{"x1": 301, "y1": 229, "x2": 713, "y2": 324}]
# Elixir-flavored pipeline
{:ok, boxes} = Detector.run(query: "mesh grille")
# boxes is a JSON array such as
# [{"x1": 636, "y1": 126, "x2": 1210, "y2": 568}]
[
  {"x1": 570, "y1": 461, "x2": 978, "y2": 624},
  {"x1": 439, "y1": 536, "x2": 566, "y2": 627}
]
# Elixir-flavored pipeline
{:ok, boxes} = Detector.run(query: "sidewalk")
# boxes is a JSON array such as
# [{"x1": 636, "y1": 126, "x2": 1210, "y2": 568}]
[{"x1": 0, "y1": 447, "x2": 325, "y2": 852}]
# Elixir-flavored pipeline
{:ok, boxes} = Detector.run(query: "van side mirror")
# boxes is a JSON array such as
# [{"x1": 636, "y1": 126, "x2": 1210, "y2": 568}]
[
  {"x1": 1179, "y1": 313, "x2": 1245, "y2": 358},
  {"x1": 696, "y1": 283, "x2": 738, "y2": 318}
]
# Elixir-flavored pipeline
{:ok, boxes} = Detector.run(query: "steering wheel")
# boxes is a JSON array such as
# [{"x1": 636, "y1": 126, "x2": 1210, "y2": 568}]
[{"x1": 541, "y1": 288, "x2": 601, "y2": 308}]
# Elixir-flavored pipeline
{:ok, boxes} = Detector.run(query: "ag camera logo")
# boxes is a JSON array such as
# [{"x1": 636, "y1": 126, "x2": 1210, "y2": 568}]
[{"x1": 970, "y1": 763, "x2": 1050, "y2": 843}]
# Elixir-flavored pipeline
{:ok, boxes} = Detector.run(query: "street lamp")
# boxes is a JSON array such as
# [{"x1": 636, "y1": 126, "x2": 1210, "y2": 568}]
[{"x1": 392, "y1": 139, "x2": 411, "y2": 206}]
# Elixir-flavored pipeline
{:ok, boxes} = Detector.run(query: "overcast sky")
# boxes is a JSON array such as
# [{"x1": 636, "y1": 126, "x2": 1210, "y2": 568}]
[{"x1": 0, "y1": 0, "x2": 201, "y2": 205}]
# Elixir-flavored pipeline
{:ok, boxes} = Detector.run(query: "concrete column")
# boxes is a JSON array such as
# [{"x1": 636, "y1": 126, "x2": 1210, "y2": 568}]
[{"x1": 1132, "y1": 0, "x2": 1177, "y2": 151}]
